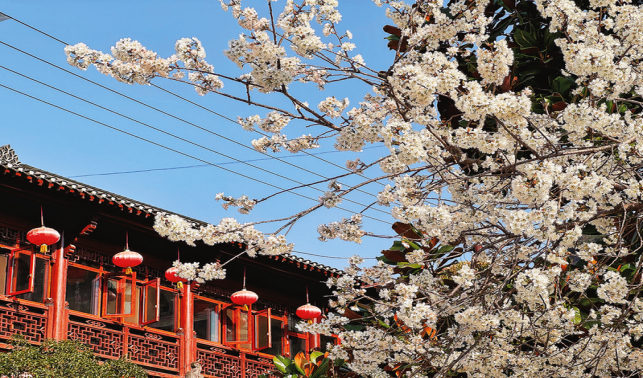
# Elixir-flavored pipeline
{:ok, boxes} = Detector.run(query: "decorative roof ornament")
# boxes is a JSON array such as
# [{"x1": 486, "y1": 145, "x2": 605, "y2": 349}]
[{"x1": 0, "y1": 145, "x2": 20, "y2": 167}]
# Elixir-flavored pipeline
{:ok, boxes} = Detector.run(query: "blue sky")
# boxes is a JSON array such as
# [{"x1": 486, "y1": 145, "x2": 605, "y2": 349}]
[{"x1": 0, "y1": 0, "x2": 397, "y2": 268}]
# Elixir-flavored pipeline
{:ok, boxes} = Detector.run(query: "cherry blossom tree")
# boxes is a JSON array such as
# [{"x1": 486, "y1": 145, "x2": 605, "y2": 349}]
[{"x1": 65, "y1": 0, "x2": 643, "y2": 376}]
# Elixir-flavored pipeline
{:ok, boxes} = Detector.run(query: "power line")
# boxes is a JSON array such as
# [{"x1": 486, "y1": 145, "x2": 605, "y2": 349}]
[
  {"x1": 292, "y1": 250, "x2": 378, "y2": 260},
  {"x1": 0, "y1": 14, "x2": 387, "y2": 198},
  {"x1": 0, "y1": 39, "x2": 385, "y2": 203},
  {"x1": 0, "y1": 65, "x2": 392, "y2": 218},
  {"x1": 0, "y1": 82, "x2": 391, "y2": 225},
  {"x1": 151, "y1": 84, "x2": 389, "y2": 189},
  {"x1": 68, "y1": 145, "x2": 384, "y2": 178}
]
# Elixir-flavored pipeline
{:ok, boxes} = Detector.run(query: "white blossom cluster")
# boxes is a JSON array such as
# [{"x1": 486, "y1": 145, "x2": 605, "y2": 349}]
[
  {"x1": 317, "y1": 214, "x2": 365, "y2": 243},
  {"x1": 65, "y1": 37, "x2": 222, "y2": 94},
  {"x1": 215, "y1": 192, "x2": 257, "y2": 214},
  {"x1": 154, "y1": 213, "x2": 293, "y2": 280},
  {"x1": 251, "y1": 133, "x2": 319, "y2": 153},
  {"x1": 70, "y1": 0, "x2": 643, "y2": 375}
]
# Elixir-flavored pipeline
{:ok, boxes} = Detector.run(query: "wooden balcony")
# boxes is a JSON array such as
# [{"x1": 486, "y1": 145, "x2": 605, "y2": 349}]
[{"x1": 0, "y1": 296, "x2": 274, "y2": 378}]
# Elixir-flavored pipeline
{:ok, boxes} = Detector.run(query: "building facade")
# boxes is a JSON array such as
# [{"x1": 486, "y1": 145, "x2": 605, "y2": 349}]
[{"x1": 0, "y1": 146, "x2": 340, "y2": 377}]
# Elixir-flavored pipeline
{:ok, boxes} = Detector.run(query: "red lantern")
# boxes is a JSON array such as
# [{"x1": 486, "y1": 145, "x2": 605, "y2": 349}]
[
  {"x1": 112, "y1": 249, "x2": 143, "y2": 274},
  {"x1": 165, "y1": 266, "x2": 187, "y2": 289},
  {"x1": 296, "y1": 303, "x2": 322, "y2": 323},
  {"x1": 231, "y1": 288, "x2": 258, "y2": 311},
  {"x1": 27, "y1": 226, "x2": 60, "y2": 253}
]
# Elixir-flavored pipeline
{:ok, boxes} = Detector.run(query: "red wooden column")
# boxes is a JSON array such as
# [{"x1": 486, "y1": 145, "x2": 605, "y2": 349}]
[
  {"x1": 47, "y1": 243, "x2": 68, "y2": 340},
  {"x1": 180, "y1": 281, "x2": 196, "y2": 374}
]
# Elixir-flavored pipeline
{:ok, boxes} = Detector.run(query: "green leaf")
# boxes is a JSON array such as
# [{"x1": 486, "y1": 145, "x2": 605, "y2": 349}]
[
  {"x1": 572, "y1": 307, "x2": 582, "y2": 324},
  {"x1": 344, "y1": 324, "x2": 366, "y2": 331},
  {"x1": 376, "y1": 255, "x2": 398, "y2": 265},
  {"x1": 489, "y1": 16, "x2": 514, "y2": 40},
  {"x1": 310, "y1": 351, "x2": 324, "y2": 362},
  {"x1": 552, "y1": 76, "x2": 576, "y2": 99},
  {"x1": 310, "y1": 358, "x2": 330, "y2": 378},
  {"x1": 514, "y1": 29, "x2": 538, "y2": 49},
  {"x1": 334, "y1": 358, "x2": 346, "y2": 367},
  {"x1": 273, "y1": 355, "x2": 291, "y2": 374},
  {"x1": 390, "y1": 241, "x2": 407, "y2": 251},
  {"x1": 437, "y1": 245, "x2": 454, "y2": 254},
  {"x1": 378, "y1": 319, "x2": 391, "y2": 328}
]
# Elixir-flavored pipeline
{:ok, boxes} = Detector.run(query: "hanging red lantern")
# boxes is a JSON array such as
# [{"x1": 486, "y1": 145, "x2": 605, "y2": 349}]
[
  {"x1": 231, "y1": 288, "x2": 258, "y2": 311},
  {"x1": 296, "y1": 303, "x2": 322, "y2": 323},
  {"x1": 112, "y1": 232, "x2": 142, "y2": 274},
  {"x1": 165, "y1": 266, "x2": 187, "y2": 289},
  {"x1": 231, "y1": 267, "x2": 258, "y2": 311},
  {"x1": 27, "y1": 208, "x2": 60, "y2": 253},
  {"x1": 27, "y1": 227, "x2": 60, "y2": 253},
  {"x1": 296, "y1": 286, "x2": 321, "y2": 323},
  {"x1": 113, "y1": 250, "x2": 143, "y2": 274},
  {"x1": 165, "y1": 248, "x2": 187, "y2": 289}
]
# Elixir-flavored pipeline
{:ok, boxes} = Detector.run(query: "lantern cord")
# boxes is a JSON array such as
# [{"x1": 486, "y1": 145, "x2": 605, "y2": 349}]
[
  {"x1": 125, "y1": 231, "x2": 129, "y2": 250},
  {"x1": 306, "y1": 285, "x2": 309, "y2": 304},
  {"x1": 40, "y1": 206, "x2": 44, "y2": 226},
  {"x1": 243, "y1": 266, "x2": 246, "y2": 289},
  {"x1": 177, "y1": 247, "x2": 180, "y2": 262}
]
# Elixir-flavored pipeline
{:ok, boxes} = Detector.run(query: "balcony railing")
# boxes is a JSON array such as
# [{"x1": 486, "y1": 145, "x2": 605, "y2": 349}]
[{"x1": 0, "y1": 297, "x2": 47, "y2": 349}]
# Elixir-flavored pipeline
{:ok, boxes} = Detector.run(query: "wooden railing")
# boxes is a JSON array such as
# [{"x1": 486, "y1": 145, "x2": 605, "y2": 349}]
[
  {"x1": 0, "y1": 297, "x2": 47, "y2": 349},
  {"x1": 68, "y1": 311, "x2": 180, "y2": 377},
  {"x1": 196, "y1": 339, "x2": 275, "y2": 378},
  {"x1": 0, "y1": 300, "x2": 276, "y2": 378}
]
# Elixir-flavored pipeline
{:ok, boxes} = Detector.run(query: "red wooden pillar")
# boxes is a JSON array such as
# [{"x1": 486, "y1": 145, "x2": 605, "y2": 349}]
[
  {"x1": 181, "y1": 281, "x2": 196, "y2": 373},
  {"x1": 48, "y1": 244, "x2": 68, "y2": 340}
]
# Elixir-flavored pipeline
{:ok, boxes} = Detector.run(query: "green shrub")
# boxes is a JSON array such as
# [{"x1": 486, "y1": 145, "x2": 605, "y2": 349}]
[{"x1": 0, "y1": 336, "x2": 147, "y2": 378}]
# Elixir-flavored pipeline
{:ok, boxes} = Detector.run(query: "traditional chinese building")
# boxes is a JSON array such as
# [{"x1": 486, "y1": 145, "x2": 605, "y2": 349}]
[{"x1": 0, "y1": 145, "x2": 340, "y2": 377}]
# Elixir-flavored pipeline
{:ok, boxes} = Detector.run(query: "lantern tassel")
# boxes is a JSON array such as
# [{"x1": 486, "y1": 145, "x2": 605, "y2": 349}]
[
  {"x1": 40, "y1": 244, "x2": 47, "y2": 253},
  {"x1": 308, "y1": 319, "x2": 314, "y2": 324},
  {"x1": 242, "y1": 304, "x2": 248, "y2": 311},
  {"x1": 125, "y1": 267, "x2": 132, "y2": 275},
  {"x1": 177, "y1": 282, "x2": 183, "y2": 290}
]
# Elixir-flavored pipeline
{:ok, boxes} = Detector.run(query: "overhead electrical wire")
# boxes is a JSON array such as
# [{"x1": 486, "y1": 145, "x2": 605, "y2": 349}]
[
  {"x1": 292, "y1": 250, "x2": 377, "y2": 260},
  {"x1": 0, "y1": 64, "x2": 391, "y2": 219},
  {"x1": 68, "y1": 145, "x2": 384, "y2": 178},
  {"x1": 0, "y1": 40, "x2": 384, "y2": 199},
  {"x1": 0, "y1": 14, "x2": 395, "y2": 264},
  {"x1": 0, "y1": 14, "x2": 388, "y2": 200},
  {"x1": 0, "y1": 82, "x2": 392, "y2": 225}
]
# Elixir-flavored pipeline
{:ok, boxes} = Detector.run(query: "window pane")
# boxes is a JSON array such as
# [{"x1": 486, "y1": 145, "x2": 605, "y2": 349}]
[
  {"x1": 239, "y1": 311, "x2": 250, "y2": 349},
  {"x1": 0, "y1": 250, "x2": 8, "y2": 295},
  {"x1": 226, "y1": 309, "x2": 235, "y2": 343},
  {"x1": 105, "y1": 277, "x2": 122, "y2": 315},
  {"x1": 11, "y1": 252, "x2": 32, "y2": 293},
  {"x1": 123, "y1": 285, "x2": 140, "y2": 324},
  {"x1": 225, "y1": 308, "x2": 250, "y2": 349},
  {"x1": 142, "y1": 283, "x2": 159, "y2": 324},
  {"x1": 66, "y1": 267, "x2": 99, "y2": 314},
  {"x1": 255, "y1": 312, "x2": 269, "y2": 349},
  {"x1": 264, "y1": 319, "x2": 283, "y2": 355},
  {"x1": 195, "y1": 299, "x2": 219, "y2": 342},
  {"x1": 147, "y1": 289, "x2": 175, "y2": 332},
  {"x1": 290, "y1": 336, "x2": 306, "y2": 357},
  {"x1": 288, "y1": 314, "x2": 301, "y2": 332},
  {"x1": 16, "y1": 257, "x2": 47, "y2": 303}
]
